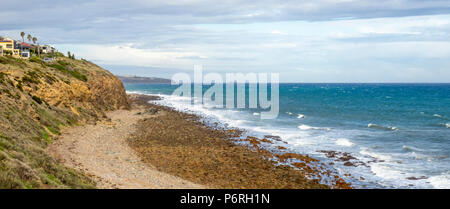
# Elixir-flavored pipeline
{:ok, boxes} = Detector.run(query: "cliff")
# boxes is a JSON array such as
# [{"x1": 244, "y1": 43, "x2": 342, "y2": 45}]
[{"x1": 0, "y1": 55, "x2": 129, "y2": 188}]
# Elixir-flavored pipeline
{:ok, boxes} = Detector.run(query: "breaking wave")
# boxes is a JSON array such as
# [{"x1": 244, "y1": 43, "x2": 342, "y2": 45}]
[{"x1": 368, "y1": 123, "x2": 398, "y2": 131}]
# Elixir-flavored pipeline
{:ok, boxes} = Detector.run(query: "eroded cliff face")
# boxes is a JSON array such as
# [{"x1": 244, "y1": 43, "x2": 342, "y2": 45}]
[
  {"x1": 0, "y1": 56, "x2": 129, "y2": 188},
  {"x1": 32, "y1": 58, "x2": 129, "y2": 120}
]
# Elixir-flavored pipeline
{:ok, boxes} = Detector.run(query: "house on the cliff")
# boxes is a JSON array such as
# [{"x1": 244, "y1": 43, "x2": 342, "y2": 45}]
[
  {"x1": 0, "y1": 38, "x2": 21, "y2": 58},
  {"x1": 16, "y1": 42, "x2": 33, "y2": 58},
  {"x1": 41, "y1": 45, "x2": 57, "y2": 54},
  {"x1": 0, "y1": 36, "x2": 58, "y2": 59}
]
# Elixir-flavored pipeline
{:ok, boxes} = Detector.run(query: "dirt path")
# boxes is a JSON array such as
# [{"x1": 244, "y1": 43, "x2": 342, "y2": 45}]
[{"x1": 49, "y1": 107, "x2": 205, "y2": 189}]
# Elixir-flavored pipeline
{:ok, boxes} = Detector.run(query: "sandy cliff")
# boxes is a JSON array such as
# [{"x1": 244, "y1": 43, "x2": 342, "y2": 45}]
[{"x1": 0, "y1": 55, "x2": 129, "y2": 188}]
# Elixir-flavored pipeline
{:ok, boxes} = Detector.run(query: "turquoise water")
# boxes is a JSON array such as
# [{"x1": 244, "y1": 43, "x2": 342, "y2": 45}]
[{"x1": 125, "y1": 83, "x2": 450, "y2": 188}]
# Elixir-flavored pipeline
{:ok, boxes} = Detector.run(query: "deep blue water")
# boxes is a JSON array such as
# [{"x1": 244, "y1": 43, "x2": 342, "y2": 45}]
[{"x1": 124, "y1": 83, "x2": 450, "y2": 188}]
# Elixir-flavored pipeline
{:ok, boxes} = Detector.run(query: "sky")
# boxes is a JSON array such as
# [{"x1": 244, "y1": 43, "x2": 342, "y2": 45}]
[{"x1": 1, "y1": 0, "x2": 450, "y2": 82}]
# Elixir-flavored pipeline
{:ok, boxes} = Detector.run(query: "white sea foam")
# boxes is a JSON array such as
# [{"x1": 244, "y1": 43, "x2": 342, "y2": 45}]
[
  {"x1": 437, "y1": 123, "x2": 450, "y2": 128},
  {"x1": 298, "y1": 125, "x2": 314, "y2": 130},
  {"x1": 155, "y1": 94, "x2": 245, "y2": 127},
  {"x1": 410, "y1": 152, "x2": 431, "y2": 161},
  {"x1": 433, "y1": 114, "x2": 443, "y2": 118},
  {"x1": 402, "y1": 145, "x2": 424, "y2": 152},
  {"x1": 370, "y1": 163, "x2": 404, "y2": 180},
  {"x1": 367, "y1": 123, "x2": 398, "y2": 131},
  {"x1": 364, "y1": 152, "x2": 437, "y2": 188},
  {"x1": 298, "y1": 125, "x2": 330, "y2": 131},
  {"x1": 360, "y1": 148, "x2": 392, "y2": 161},
  {"x1": 297, "y1": 114, "x2": 305, "y2": 119},
  {"x1": 336, "y1": 138, "x2": 354, "y2": 147},
  {"x1": 429, "y1": 173, "x2": 450, "y2": 189},
  {"x1": 290, "y1": 139, "x2": 313, "y2": 146}
]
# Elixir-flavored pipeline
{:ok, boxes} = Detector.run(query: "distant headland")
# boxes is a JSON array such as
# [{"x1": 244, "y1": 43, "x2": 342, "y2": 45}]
[{"x1": 115, "y1": 75, "x2": 171, "y2": 84}]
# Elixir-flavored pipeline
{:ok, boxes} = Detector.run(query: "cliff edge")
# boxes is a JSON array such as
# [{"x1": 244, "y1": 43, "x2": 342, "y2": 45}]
[{"x1": 0, "y1": 55, "x2": 129, "y2": 188}]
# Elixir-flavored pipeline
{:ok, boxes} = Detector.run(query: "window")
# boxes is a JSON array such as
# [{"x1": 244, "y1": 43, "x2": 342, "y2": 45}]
[{"x1": 6, "y1": 44, "x2": 12, "y2": 48}]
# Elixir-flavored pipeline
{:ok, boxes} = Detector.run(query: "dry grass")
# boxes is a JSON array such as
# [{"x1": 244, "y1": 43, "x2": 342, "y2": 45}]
[{"x1": 0, "y1": 56, "x2": 128, "y2": 188}]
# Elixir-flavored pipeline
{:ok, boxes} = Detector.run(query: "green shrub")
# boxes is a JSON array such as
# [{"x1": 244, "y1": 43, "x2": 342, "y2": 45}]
[
  {"x1": 57, "y1": 60, "x2": 70, "y2": 66},
  {"x1": 48, "y1": 63, "x2": 65, "y2": 71},
  {"x1": 29, "y1": 56, "x2": 42, "y2": 63},
  {"x1": 48, "y1": 62, "x2": 87, "y2": 82},
  {"x1": 27, "y1": 70, "x2": 40, "y2": 78},
  {"x1": 0, "y1": 89, "x2": 12, "y2": 97},
  {"x1": 0, "y1": 56, "x2": 27, "y2": 68},
  {"x1": 0, "y1": 56, "x2": 14, "y2": 64},
  {"x1": 22, "y1": 75, "x2": 40, "y2": 84},
  {"x1": 69, "y1": 70, "x2": 87, "y2": 82},
  {"x1": 41, "y1": 131, "x2": 51, "y2": 144},
  {"x1": 32, "y1": 95, "x2": 43, "y2": 104},
  {"x1": 46, "y1": 126, "x2": 60, "y2": 135},
  {"x1": 16, "y1": 82, "x2": 23, "y2": 91},
  {"x1": 0, "y1": 72, "x2": 7, "y2": 81},
  {"x1": 3, "y1": 51, "x2": 12, "y2": 56}
]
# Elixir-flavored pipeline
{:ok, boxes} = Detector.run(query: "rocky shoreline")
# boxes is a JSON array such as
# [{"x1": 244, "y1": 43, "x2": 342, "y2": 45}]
[
  {"x1": 126, "y1": 94, "x2": 351, "y2": 189},
  {"x1": 49, "y1": 93, "x2": 351, "y2": 189}
]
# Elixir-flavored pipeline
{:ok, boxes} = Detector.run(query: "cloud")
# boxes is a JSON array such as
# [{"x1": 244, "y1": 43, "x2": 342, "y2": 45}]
[
  {"x1": 56, "y1": 44, "x2": 201, "y2": 69},
  {"x1": 1, "y1": 0, "x2": 450, "y2": 82},
  {"x1": 2, "y1": 0, "x2": 450, "y2": 45}
]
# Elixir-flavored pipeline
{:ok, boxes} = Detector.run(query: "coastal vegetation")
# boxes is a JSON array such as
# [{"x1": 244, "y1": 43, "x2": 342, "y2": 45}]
[{"x1": 0, "y1": 54, "x2": 129, "y2": 188}]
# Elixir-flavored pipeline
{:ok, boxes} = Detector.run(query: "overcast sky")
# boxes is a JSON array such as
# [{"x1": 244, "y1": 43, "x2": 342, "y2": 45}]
[{"x1": 1, "y1": 0, "x2": 450, "y2": 82}]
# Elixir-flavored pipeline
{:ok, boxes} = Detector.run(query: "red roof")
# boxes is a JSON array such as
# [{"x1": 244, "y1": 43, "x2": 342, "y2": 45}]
[{"x1": 20, "y1": 42, "x2": 34, "y2": 48}]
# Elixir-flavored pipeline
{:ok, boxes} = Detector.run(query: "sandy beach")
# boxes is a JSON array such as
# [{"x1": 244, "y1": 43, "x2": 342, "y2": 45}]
[
  {"x1": 50, "y1": 94, "x2": 350, "y2": 189},
  {"x1": 49, "y1": 95, "x2": 204, "y2": 189}
]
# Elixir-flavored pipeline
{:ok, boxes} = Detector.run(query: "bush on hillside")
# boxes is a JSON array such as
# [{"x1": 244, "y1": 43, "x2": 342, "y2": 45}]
[
  {"x1": 29, "y1": 56, "x2": 42, "y2": 63},
  {"x1": 47, "y1": 60, "x2": 87, "y2": 82}
]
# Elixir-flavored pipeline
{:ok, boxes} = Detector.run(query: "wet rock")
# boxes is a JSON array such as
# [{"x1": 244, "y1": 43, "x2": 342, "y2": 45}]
[
  {"x1": 343, "y1": 162, "x2": 355, "y2": 166},
  {"x1": 277, "y1": 146, "x2": 287, "y2": 150},
  {"x1": 406, "y1": 176, "x2": 428, "y2": 180},
  {"x1": 125, "y1": 99, "x2": 332, "y2": 189}
]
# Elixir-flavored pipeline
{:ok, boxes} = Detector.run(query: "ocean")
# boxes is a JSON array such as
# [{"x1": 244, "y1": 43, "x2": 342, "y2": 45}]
[{"x1": 124, "y1": 83, "x2": 450, "y2": 189}]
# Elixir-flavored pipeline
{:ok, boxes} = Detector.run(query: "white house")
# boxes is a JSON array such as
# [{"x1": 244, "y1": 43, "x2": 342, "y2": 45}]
[{"x1": 41, "y1": 45, "x2": 57, "y2": 54}]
